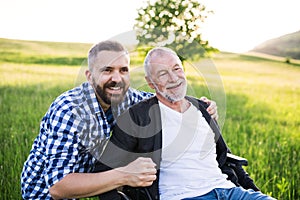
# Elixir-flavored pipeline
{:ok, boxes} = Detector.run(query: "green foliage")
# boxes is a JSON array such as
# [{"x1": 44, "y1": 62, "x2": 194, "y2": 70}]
[
  {"x1": 212, "y1": 53, "x2": 300, "y2": 199},
  {"x1": 134, "y1": 0, "x2": 218, "y2": 60},
  {"x1": 0, "y1": 81, "x2": 74, "y2": 199}
]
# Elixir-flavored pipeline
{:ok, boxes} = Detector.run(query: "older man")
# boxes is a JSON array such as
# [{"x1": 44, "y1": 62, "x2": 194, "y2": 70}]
[{"x1": 96, "y1": 47, "x2": 275, "y2": 200}]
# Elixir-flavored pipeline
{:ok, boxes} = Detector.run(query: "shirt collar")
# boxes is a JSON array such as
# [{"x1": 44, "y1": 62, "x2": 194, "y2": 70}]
[{"x1": 82, "y1": 82, "x2": 101, "y2": 114}]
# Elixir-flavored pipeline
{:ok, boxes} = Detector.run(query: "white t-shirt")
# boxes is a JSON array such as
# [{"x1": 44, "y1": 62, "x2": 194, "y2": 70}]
[{"x1": 158, "y1": 101, "x2": 235, "y2": 200}]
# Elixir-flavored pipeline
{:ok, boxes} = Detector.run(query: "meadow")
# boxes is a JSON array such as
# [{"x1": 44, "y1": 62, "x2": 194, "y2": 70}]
[{"x1": 0, "y1": 38, "x2": 299, "y2": 199}]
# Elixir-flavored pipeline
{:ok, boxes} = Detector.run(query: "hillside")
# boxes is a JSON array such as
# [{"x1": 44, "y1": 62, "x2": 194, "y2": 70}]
[
  {"x1": 0, "y1": 38, "x2": 143, "y2": 66},
  {"x1": 251, "y1": 30, "x2": 300, "y2": 60},
  {"x1": 0, "y1": 38, "x2": 92, "y2": 66},
  {"x1": 1, "y1": 37, "x2": 300, "y2": 67}
]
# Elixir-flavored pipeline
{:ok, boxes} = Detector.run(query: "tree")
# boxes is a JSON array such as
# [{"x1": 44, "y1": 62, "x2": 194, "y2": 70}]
[{"x1": 134, "y1": 0, "x2": 218, "y2": 61}]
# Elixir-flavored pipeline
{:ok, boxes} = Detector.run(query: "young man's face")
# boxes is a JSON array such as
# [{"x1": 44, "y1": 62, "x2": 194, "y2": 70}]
[
  {"x1": 87, "y1": 50, "x2": 130, "y2": 108},
  {"x1": 147, "y1": 52, "x2": 187, "y2": 103}
]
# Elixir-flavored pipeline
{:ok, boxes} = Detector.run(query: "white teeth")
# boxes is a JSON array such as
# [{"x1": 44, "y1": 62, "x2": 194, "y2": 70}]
[{"x1": 110, "y1": 87, "x2": 121, "y2": 90}]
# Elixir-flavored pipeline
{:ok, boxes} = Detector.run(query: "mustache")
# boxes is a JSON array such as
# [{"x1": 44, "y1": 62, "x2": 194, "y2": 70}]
[
  {"x1": 104, "y1": 81, "x2": 125, "y2": 88},
  {"x1": 166, "y1": 81, "x2": 182, "y2": 89}
]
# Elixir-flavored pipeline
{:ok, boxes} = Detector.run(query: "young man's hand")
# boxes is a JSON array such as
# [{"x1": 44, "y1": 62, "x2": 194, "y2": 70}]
[
  {"x1": 118, "y1": 157, "x2": 157, "y2": 187},
  {"x1": 200, "y1": 97, "x2": 218, "y2": 120}
]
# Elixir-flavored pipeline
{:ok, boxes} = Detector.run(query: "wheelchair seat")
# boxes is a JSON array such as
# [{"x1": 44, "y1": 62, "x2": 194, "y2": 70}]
[{"x1": 117, "y1": 153, "x2": 248, "y2": 200}]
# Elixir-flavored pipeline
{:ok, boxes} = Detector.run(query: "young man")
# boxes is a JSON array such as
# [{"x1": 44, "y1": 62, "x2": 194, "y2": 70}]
[
  {"x1": 21, "y1": 41, "x2": 217, "y2": 199},
  {"x1": 96, "y1": 47, "x2": 276, "y2": 200}
]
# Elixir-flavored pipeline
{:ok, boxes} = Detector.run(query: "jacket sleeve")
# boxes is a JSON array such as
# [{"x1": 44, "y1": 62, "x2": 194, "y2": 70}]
[
  {"x1": 94, "y1": 110, "x2": 140, "y2": 172},
  {"x1": 93, "y1": 110, "x2": 141, "y2": 200}
]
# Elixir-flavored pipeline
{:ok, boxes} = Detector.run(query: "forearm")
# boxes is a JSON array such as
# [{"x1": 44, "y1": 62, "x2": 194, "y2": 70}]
[{"x1": 49, "y1": 169, "x2": 126, "y2": 199}]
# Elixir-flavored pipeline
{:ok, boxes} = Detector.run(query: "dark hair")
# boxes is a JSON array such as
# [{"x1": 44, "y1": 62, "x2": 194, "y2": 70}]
[{"x1": 88, "y1": 40, "x2": 127, "y2": 70}]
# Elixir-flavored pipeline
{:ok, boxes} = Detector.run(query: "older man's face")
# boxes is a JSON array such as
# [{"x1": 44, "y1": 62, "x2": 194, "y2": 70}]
[{"x1": 148, "y1": 52, "x2": 187, "y2": 103}]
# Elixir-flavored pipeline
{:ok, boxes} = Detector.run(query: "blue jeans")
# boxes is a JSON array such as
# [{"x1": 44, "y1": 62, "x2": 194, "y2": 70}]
[{"x1": 182, "y1": 187, "x2": 276, "y2": 200}]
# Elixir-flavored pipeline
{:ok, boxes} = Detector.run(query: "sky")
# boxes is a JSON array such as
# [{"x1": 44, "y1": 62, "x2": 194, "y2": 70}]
[{"x1": 0, "y1": 0, "x2": 299, "y2": 53}]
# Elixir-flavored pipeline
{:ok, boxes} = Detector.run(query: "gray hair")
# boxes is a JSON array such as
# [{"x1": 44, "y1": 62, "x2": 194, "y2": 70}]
[
  {"x1": 143, "y1": 47, "x2": 180, "y2": 77},
  {"x1": 88, "y1": 40, "x2": 128, "y2": 71}
]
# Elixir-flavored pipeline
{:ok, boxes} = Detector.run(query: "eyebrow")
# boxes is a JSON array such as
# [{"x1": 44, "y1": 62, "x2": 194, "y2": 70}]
[
  {"x1": 98, "y1": 65, "x2": 111, "y2": 70},
  {"x1": 98, "y1": 65, "x2": 129, "y2": 70}
]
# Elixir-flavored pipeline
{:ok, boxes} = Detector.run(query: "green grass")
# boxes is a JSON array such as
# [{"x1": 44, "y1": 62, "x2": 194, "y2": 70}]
[
  {"x1": 211, "y1": 53, "x2": 300, "y2": 199},
  {"x1": 0, "y1": 39, "x2": 299, "y2": 199},
  {"x1": 0, "y1": 38, "x2": 91, "y2": 66}
]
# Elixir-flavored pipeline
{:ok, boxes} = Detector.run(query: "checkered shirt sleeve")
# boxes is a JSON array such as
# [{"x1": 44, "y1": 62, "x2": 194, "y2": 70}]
[{"x1": 21, "y1": 83, "x2": 96, "y2": 199}]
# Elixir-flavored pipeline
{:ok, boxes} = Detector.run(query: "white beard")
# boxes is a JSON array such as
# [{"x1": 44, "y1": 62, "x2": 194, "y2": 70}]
[{"x1": 153, "y1": 81, "x2": 187, "y2": 103}]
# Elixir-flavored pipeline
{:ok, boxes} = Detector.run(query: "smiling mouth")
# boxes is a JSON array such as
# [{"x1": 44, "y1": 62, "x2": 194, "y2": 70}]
[
  {"x1": 105, "y1": 81, "x2": 125, "y2": 93},
  {"x1": 107, "y1": 86, "x2": 123, "y2": 94},
  {"x1": 109, "y1": 86, "x2": 121, "y2": 90},
  {"x1": 167, "y1": 82, "x2": 182, "y2": 90}
]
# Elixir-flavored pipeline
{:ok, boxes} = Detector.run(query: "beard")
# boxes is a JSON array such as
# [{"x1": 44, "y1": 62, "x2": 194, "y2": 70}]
[
  {"x1": 92, "y1": 80, "x2": 127, "y2": 106},
  {"x1": 154, "y1": 81, "x2": 187, "y2": 103}
]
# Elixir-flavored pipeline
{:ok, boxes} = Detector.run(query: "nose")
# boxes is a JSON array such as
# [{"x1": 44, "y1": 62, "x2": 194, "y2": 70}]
[
  {"x1": 168, "y1": 71, "x2": 178, "y2": 82},
  {"x1": 111, "y1": 71, "x2": 122, "y2": 82}
]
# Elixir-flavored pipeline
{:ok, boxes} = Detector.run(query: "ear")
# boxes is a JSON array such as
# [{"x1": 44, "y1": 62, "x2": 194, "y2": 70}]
[
  {"x1": 145, "y1": 76, "x2": 155, "y2": 89},
  {"x1": 85, "y1": 70, "x2": 93, "y2": 84}
]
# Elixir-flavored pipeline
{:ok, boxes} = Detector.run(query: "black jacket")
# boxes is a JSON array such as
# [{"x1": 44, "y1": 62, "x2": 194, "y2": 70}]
[{"x1": 95, "y1": 96, "x2": 259, "y2": 200}]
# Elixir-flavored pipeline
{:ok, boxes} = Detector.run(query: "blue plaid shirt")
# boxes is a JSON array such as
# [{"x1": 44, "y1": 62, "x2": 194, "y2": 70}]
[{"x1": 21, "y1": 82, "x2": 152, "y2": 199}]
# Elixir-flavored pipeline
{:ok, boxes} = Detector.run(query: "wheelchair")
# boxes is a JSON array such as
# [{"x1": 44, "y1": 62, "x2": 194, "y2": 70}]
[{"x1": 116, "y1": 153, "x2": 248, "y2": 200}]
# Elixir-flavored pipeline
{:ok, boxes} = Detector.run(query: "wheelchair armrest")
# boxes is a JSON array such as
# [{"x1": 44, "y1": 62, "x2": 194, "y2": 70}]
[
  {"x1": 120, "y1": 187, "x2": 153, "y2": 200},
  {"x1": 118, "y1": 190, "x2": 132, "y2": 200},
  {"x1": 226, "y1": 153, "x2": 248, "y2": 166}
]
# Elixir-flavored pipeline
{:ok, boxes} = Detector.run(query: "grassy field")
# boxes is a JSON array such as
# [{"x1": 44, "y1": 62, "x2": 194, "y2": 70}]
[{"x1": 0, "y1": 38, "x2": 299, "y2": 199}]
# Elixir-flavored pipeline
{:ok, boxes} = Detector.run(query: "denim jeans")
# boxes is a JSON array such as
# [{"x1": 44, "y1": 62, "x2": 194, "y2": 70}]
[{"x1": 182, "y1": 187, "x2": 276, "y2": 200}]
